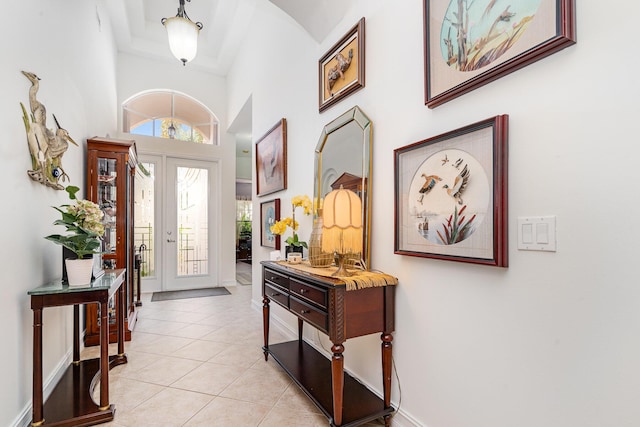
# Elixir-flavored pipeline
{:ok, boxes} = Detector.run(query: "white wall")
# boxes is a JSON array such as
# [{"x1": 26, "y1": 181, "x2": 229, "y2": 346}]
[
  {"x1": 0, "y1": 1, "x2": 118, "y2": 425},
  {"x1": 228, "y1": 1, "x2": 640, "y2": 426},
  {"x1": 115, "y1": 52, "x2": 237, "y2": 288}
]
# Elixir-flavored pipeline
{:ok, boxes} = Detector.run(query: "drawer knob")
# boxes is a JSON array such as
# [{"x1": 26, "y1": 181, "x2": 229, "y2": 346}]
[
  {"x1": 300, "y1": 309, "x2": 310, "y2": 314},
  {"x1": 270, "y1": 292, "x2": 281, "y2": 297},
  {"x1": 299, "y1": 289, "x2": 307, "y2": 294}
]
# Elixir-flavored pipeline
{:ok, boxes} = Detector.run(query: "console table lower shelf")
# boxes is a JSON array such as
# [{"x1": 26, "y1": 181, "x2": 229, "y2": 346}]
[
  {"x1": 265, "y1": 341, "x2": 394, "y2": 427},
  {"x1": 41, "y1": 355, "x2": 126, "y2": 427}
]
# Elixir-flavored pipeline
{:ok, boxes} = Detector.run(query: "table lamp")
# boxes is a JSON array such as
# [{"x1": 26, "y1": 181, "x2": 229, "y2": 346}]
[{"x1": 321, "y1": 186, "x2": 363, "y2": 277}]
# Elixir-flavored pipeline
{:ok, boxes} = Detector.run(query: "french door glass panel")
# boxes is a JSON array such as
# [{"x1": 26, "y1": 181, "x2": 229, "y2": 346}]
[
  {"x1": 176, "y1": 166, "x2": 208, "y2": 276},
  {"x1": 134, "y1": 161, "x2": 156, "y2": 277},
  {"x1": 134, "y1": 155, "x2": 162, "y2": 291}
]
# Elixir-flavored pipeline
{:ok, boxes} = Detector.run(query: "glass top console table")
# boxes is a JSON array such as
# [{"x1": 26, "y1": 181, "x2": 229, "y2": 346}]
[{"x1": 28, "y1": 269, "x2": 127, "y2": 426}]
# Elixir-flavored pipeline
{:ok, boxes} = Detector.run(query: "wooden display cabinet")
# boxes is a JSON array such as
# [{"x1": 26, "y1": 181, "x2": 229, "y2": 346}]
[{"x1": 85, "y1": 137, "x2": 138, "y2": 346}]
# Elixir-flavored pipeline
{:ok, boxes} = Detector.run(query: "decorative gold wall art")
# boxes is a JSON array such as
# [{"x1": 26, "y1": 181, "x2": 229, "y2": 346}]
[
  {"x1": 20, "y1": 71, "x2": 78, "y2": 190},
  {"x1": 319, "y1": 18, "x2": 365, "y2": 112}
]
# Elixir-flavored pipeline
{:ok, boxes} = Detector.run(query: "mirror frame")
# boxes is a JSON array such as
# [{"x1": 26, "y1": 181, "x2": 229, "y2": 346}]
[{"x1": 313, "y1": 105, "x2": 372, "y2": 269}]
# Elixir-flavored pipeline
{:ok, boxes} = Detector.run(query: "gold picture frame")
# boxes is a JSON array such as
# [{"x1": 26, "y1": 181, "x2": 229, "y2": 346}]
[{"x1": 319, "y1": 18, "x2": 365, "y2": 112}]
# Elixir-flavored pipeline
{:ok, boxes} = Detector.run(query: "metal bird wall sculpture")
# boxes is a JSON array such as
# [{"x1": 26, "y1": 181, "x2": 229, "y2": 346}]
[{"x1": 20, "y1": 71, "x2": 77, "y2": 190}]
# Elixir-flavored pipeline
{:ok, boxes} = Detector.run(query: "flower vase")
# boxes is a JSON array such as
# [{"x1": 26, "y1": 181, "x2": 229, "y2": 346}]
[
  {"x1": 65, "y1": 257, "x2": 94, "y2": 287},
  {"x1": 308, "y1": 212, "x2": 333, "y2": 267}
]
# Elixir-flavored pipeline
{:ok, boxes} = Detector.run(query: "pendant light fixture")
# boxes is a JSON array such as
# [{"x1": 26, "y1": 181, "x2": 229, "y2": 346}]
[{"x1": 161, "y1": 0, "x2": 203, "y2": 66}]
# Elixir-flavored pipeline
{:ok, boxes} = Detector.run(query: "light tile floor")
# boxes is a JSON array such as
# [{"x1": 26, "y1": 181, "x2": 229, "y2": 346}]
[{"x1": 83, "y1": 262, "x2": 385, "y2": 427}]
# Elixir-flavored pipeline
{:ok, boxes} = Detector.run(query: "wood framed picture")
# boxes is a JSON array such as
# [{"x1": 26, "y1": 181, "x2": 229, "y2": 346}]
[
  {"x1": 424, "y1": 0, "x2": 576, "y2": 108},
  {"x1": 394, "y1": 115, "x2": 508, "y2": 267},
  {"x1": 261, "y1": 199, "x2": 281, "y2": 249},
  {"x1": 319, "y1": 17, "x2": 365, "y2": 112},
  {"x1": 256, "y1": 118, "x2": 287, "y2": 196}
]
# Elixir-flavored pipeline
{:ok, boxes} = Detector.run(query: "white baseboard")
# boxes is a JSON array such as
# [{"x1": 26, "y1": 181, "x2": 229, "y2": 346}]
[{"x1": 12, "y1": 348, "x2": 73, "y2": 427}]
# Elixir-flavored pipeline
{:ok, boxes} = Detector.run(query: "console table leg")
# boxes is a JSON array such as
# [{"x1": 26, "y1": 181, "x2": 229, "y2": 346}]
[
  {"x1": 73, "y1": 304, "x2": 80, "y2": 363},
  {"x1": 381, "y1": 332, "x2": 393, "y2": 427},
  {"x1": 262, "y1": 296, "x2": 270, "y2": 361},
  {"x1": 117, "y1": 284, "x2": 125, "y2": 356},
  {"x1": 297, "y1": 318, "x2": 304, "y2": 343},
  {"x1": 331, "y1": 343, "x2": 345, "y2": 426},
  {"x1": 99, "y1": 300, "x2": 109, "y2": 410},
  {"x1": 32, "y1": 308, "x2": 43, "y2": 426}
]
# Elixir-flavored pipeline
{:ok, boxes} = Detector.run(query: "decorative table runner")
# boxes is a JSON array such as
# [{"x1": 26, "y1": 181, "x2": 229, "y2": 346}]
[{"x1": 276, "y1": 261, "x2": 398, "y2": 291}]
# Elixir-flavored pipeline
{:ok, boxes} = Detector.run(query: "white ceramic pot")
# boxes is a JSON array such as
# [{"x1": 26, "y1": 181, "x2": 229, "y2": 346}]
[{"x1": 65, "y1": 257, "x2": 94, "y2": 287}]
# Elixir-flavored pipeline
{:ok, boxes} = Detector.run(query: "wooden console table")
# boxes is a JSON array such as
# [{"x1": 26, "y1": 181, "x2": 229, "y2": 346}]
[
  {"x1": 261, "y1": 261, "x2": 396, "y2": 427},
  {"x1": 28, "y1": 269, "x2": 128, "y2": 427}
]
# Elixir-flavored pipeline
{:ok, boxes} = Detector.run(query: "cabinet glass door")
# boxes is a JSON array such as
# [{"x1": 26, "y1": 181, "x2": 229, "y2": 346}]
[{"x1": 98, "y1": 157, "x2": 119, "y2": 267}]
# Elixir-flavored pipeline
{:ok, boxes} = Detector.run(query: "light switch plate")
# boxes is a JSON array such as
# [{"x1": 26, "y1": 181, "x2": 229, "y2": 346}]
[{"x1": 517, "y1": 216, "x2": 556, "y2": 252}]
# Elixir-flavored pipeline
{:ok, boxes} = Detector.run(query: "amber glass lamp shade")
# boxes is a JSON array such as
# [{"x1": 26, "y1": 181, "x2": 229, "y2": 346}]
[{"x1": 321, "y1": 186, "x2": 363, "y2": 276}]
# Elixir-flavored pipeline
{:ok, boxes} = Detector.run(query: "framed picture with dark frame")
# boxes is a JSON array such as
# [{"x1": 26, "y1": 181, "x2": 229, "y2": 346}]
[
  {"x1": 319, "y1": 17, "x2": 365, "y2": 112},
  {"x1": 256, "y1": 118, "x2": 287, "y2": 196},
  {"x1": 424, "y1": 0, "x2": 576, "y2": 108},
  {"x1": 260, "y1": 199, "x2": 281, "y2": 249},
  {"x1": 394, "y1": 115, "x2": 508, "y2": 267}
]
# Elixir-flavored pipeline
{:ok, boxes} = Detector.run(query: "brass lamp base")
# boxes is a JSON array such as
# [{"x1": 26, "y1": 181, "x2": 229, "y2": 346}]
[{"x1": 331, "y1": 253, "x2": 353, "y2": 277}]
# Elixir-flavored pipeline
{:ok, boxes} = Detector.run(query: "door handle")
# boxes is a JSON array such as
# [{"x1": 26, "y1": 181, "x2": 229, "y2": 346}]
[{"x1": 167, "y1": 239, "x2": 176, "y2": 243}]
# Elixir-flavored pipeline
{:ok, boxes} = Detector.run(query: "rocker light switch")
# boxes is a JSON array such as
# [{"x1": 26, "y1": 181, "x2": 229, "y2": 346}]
[
  {"x1": 522, "y1": 223, "x2": 533, "y2": 244},
  {"x1": 518, "y1": 216, "x2": 556, "y2": 252}
]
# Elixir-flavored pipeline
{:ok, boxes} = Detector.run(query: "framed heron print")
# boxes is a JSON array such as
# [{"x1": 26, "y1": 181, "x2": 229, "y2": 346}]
[
  {"x1": 394, "y1": 115, "x2": 509, "y2": 267},
  {"x1": 424, "y1": 0, "x2": 576, "y2": 108},
  {"x1": 256, "y1": 118, "x2": 287, "y2": 196},
  {"x1": 260, "y1": 199, "x2": 281, "y2": 249}
]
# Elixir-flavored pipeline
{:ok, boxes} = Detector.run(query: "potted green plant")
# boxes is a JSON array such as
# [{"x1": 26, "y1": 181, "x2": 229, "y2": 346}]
[{"x1": 45, "y1": 186, "x2": 105, "y2": 286}]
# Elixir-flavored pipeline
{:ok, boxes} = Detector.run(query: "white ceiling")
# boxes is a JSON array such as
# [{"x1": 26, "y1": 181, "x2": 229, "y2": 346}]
[
  {"x1": 104, "y1": 0, "x2": 350, "y2": 75},
  {"x1": 104, "y1": 0, "x2": 352, "y2": 156}
]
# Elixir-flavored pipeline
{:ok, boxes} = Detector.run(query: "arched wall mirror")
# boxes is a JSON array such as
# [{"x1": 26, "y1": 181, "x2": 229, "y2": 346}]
[{"x1": 314, "y1": 105, "x2": 372, "y2": 269}]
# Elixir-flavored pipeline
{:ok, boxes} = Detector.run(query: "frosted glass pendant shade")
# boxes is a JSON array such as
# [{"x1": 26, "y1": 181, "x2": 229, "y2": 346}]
[{"x1": 163, "y1": 16, "x2": 201, "y2": 65}]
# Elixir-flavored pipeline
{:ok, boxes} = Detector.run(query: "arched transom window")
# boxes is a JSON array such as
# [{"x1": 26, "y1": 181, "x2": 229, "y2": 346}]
[{"x1": 122, "y1": 90, "x2": 219, "y2": 145}]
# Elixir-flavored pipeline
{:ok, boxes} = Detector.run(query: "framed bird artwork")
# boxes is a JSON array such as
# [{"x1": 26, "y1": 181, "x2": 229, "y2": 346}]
[
  {"x1": 260, "y1": 198, "x2": 281, "y2": 249},
  {"x1": 423, "y1": 0, "x2": 576, "y2": 108},
  {"x1": 394, "y1": 115, "x2": 508, "y2": 267},
  {"x1": 256, "y1": 118, "x2": 287, "y2": 196}
]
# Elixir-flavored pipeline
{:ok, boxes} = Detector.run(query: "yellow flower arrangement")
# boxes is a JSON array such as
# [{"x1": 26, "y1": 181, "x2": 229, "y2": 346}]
[{"x1": 270, "y1": 195, "x2": 312, "y2": 249}]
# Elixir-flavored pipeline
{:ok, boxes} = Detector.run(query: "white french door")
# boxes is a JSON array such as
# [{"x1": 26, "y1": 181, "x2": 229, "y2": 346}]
[
  {"x1": 165, "y1": 157, "x2": 218, "y2": 290},
  {"x1": 135, "y1": 155, "x2": 219, "y2": 292}
]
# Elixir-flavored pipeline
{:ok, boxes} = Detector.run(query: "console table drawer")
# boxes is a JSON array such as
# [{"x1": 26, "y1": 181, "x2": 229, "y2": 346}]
[
  {"x1": 290, "y1": 297, "x2": 328, "y2": 331},
  {"x1": 264, "y1": 283, "x2": 289, "y2": 309},
  {"x1": 264, "y1": 268, "x2": 289, "y2": 290},
  {"x1": 290, "y1": 278, "x2": 327, "y2": 309}
]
